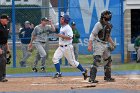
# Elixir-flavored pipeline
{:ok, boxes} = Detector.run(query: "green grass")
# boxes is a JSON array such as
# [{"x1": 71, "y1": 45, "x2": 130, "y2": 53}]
[
  {"x1": 6, "y1": 49, "x2": 140, "y2": 74},
  {"x1": 7, "y1": 63, "x2": 140, "y2": 74},
  {"x1": 7, "y1": 67, "x2": 79, "y2": 74},
  {"x1": 112, "y1": 63, "x2": 140, "y2": 71}
]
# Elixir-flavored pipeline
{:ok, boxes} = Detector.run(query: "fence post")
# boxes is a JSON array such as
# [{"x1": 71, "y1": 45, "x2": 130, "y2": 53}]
[
  {"x1": 12, "y1": 0, "x2": 16, "y2": 68},
  {"x1": 58, "y1": 0, "x2": 62, "y2": 65},
  {"x1": 121, "y1": 0, "x2": 124, "y2": 63},
  {"x1": 64, "y1": 0, "x2": 68, "y2": 66}
]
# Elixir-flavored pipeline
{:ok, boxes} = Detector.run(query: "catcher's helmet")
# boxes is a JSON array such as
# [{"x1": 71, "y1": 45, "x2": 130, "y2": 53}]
[
  {"x1": 101, "y1": 10, "x2": 112, "y2": 21},
  {"x1": 61, "y1": 14, "x2": 70, "y2": 23}
]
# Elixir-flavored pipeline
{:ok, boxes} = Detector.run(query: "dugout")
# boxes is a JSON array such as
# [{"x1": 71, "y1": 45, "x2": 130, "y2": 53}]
[{"x1": 124, "y1": 0, "x2": 140, "y2": 61}]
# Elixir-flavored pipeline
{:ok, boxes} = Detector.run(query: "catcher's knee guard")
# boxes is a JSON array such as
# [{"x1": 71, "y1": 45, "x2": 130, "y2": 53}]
[
  {"x1": 89, "y1": 55, "x2": 101, "y2": 81},
  {"x1": 104, "y1": 65, "x2": 111, "y2": 79},
  {"x1": 104, "y1": 56, "x2": 112, "y2": 79},
  {"x1": 93, "y1": 55, "x2": 101, "y2": 67}
]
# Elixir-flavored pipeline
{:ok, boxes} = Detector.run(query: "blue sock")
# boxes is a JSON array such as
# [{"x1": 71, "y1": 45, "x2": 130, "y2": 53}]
[
  {"x1": 77, "y1": 64, "x2": 85, "y2": 72},
  {"x1": 54, "y1": 63, "x2": 60, "y2": 73}
]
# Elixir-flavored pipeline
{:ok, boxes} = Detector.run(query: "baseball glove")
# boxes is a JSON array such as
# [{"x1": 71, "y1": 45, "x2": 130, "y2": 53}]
[
  {"x1": 6, "y1": 51, "x2": 11, "y2": 64},
  {"x1": 108, "y1": 43, "x2": 116, "y2": 51}
]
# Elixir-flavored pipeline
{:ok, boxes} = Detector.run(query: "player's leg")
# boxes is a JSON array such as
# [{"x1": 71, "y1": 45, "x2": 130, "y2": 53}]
[
  {"x1": 0, "y1": 46, "x2": 8, "y2": 82},
  {"x1": 64, "y1": 45, "x2": 88, "y2": 80},
  {"x1": 32, "y1": 52, "x2": 40, "y2": 72},
  {"x1": 89, "y1": 42, "x2": 104, "y2": 83},
  {"x1": 89, "y1": 55, "x2": 101, "y2": 83},
  {"x1": 20, "y1": 44, "x2": 27, "y2": 67},
  {"x1": 20, "y1": 44, "x2": 31, "y2": 67},
  {"x1": 103, "y1": 49, "x2": 115, "y2": 82},
  {"x1": 23, "y1": 44, "x2": 31, "y2": 62},
  {"x1": 44, "y1": 40, "x2": 49, "y2": 61},
  {"x1": 73, "y1": 43, "x2": 79, "y2": 61},
  {"x1": 52, "y1": 47, "x2": 63, "y2": 78},
  {"x1": 34, "y1": 42, "x2": 47, "y2": 71}
]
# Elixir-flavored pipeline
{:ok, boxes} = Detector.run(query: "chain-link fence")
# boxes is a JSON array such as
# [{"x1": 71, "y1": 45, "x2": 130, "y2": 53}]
[{"x1": 0, "y1": 0, "x2": 124, "y2": 69}]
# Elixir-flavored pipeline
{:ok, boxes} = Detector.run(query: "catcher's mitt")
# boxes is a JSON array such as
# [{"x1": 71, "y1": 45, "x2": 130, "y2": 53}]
[{"x1": 108, "y1": 43, "x2": 116, "y2": 51}]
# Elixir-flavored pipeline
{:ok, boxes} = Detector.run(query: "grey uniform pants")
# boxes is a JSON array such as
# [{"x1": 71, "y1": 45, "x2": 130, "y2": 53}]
[
  {"x1": 0, "y1": 45, "x2": 7, "y2": 79},
  {"x1": 21, "y1": 44, "x2": 31, "y2": 62},
  {"x1": 33, "y1": 42, "x2": 49, "y2": 68}
]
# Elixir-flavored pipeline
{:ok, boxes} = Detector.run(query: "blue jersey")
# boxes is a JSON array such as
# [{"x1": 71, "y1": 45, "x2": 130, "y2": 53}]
[{"x1": 19, "y1": 27, "x2": 33, "y2": 44}]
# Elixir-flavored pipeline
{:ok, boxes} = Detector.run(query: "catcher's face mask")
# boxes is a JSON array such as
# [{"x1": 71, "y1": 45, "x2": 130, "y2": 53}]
[{"x1": 101, "y1": 10, "x2": 112, "y2": 21}]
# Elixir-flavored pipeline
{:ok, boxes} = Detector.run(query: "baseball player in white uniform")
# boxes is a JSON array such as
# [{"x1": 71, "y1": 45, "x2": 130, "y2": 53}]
[
  {"x1": 88, "y1": 10, "x2": 116, "y2": 83},
  {"x1": 28, "y1": 17, "x2": 55, "y2": 72},
  {"x1": 52, "y1": 14, "x2": 88, "y2": 79}
]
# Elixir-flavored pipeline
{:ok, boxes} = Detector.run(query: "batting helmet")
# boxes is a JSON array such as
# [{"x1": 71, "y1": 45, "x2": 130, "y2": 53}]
[
  {"x1": 61, "y1": 14, "x2": 70, "y2": 23},
  {"x1": 101, "y1": 10, "x2": 112, "y2": 21}
]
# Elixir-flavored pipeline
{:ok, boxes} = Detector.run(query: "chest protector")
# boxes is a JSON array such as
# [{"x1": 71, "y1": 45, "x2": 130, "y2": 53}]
[{"x1": 98, "y1": 23, "x2": 112, "y2": 41}]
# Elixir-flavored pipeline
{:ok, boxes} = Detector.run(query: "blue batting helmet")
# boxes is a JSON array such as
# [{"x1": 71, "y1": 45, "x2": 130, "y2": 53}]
[{"x1": 61, "y1": 14, "x2": 70, "y2": 23}]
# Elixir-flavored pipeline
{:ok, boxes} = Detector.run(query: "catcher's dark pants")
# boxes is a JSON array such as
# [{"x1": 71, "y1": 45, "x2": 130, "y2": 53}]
[{"x1": 0, "y1": 45, "x2": 7, "y2": 80}]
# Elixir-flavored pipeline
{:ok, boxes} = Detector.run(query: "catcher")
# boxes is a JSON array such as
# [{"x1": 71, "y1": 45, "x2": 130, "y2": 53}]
[{"x1": 88, "y1": 10, "x2": 116, "y2": 83}]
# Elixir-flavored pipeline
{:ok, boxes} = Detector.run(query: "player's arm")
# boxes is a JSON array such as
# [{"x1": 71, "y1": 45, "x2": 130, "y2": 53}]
[
  {"x1": 6, "y1": 42, "x2": 10, "y2": 52},
  {"x1": 28, "y1": 35, "x2": 36, "y2": 49},
  {"x1": 49, "y1": 20, "x2": 56, "y2": 32},
  {"x1": 88, "y1": 33, "x2": 95, "y2": 51},
  {"x1": 108, "y1": 37, "x2": 116, "y2": 47},
  {"x1": 28, "y1": 27, "x2": 37, "y2": 49},
  {"x1": 88, "y1": 23, "x2": 100, "y2": 51}
]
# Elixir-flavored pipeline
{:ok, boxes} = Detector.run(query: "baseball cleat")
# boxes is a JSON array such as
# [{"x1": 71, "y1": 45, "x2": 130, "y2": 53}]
[
  {"x1": 53, "y1": 72, "x2": 62, "y2": 78},
  {"x1": 82, "y1": 69, "x2": 88, "y2": 80},
  {"x1": 104, "y1": 77, "x2": 115, "y2": 82},
  {"x1": 20, "y1": 61, "x2": 26, "y2": 67},
  {"x1": 0, "y1": 78, "x2": 8, "y2": 82},
  {"x1": 41, "y1": 67, "x2": 45, "y2": 72},
  {"x1": 32, "y1": 67, "x2": 38, "y2": 72},
  {"x1": 88, "y1": 78, "x2": 99, "y2": 83}
]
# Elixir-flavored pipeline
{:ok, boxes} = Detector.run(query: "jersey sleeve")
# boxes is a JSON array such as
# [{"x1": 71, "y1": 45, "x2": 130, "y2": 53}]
[
  {"x1": 19, "y1": 28, "x2": 23, "y2": 38},
  {"x1": 89, "y1": 22, "x2": 102, "y2": 41},
  {"x1": 67, "y1": 28, "x2": 73, "y2": 39}
]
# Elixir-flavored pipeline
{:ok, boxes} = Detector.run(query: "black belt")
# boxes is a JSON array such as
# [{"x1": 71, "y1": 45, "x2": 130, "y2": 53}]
[
  {"x1": 40, "y1": 42, "x2": 46, "y2": 43},
  {"x1": 60, "y1": 45, "x2": 67, "y2": 47}
]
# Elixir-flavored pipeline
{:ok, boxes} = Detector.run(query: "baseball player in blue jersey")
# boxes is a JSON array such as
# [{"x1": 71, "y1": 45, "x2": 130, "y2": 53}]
[
  {"x1": 52, "y1": 14, "x2": 88, "y2": 80},
  {"x1": 28, "y1": 17, "x2": 55, "y2": 72},
  {"x1": 19, "y1": 21, "x2": 33, "y2": 67}
]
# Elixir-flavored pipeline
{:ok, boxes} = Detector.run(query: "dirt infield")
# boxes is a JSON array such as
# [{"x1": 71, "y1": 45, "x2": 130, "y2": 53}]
[{"x1": 0, "y1": 75, "x2": 140, "y2": 92}]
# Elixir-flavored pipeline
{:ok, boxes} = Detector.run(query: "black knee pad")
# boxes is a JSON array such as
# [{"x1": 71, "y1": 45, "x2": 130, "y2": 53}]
[
  {"x1": 93, "y1": 55, "x2": 101, "y2": 67},
  {"x1": 104, "y1": 56, "x2": 112, "y2": 66},
  {"x1": 104, "y1": 56, "x2": 112, "y2": 62}
]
